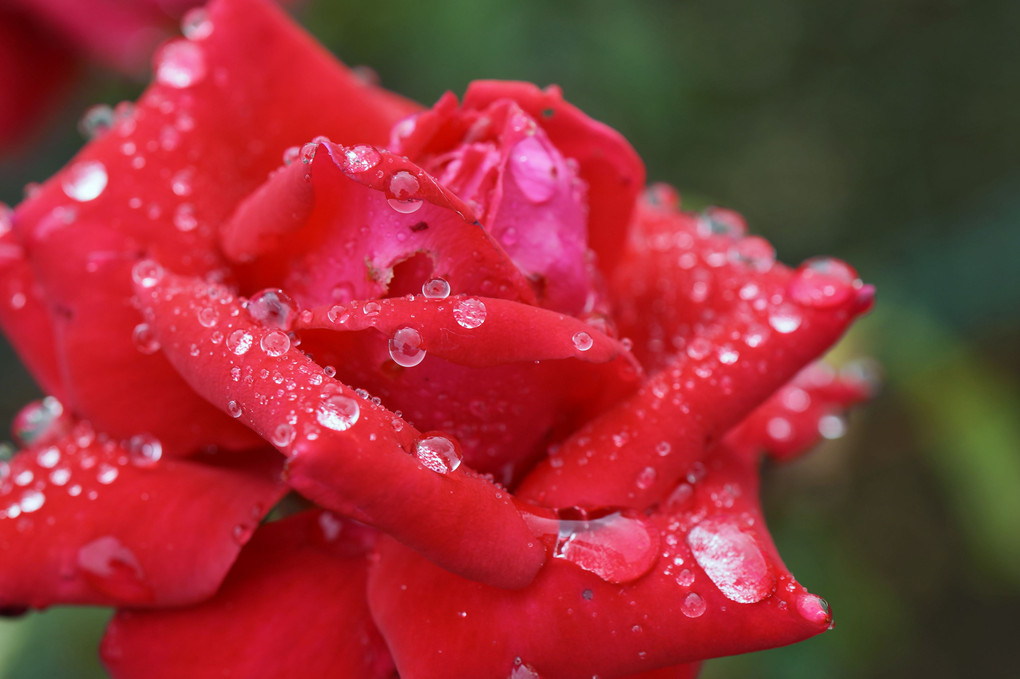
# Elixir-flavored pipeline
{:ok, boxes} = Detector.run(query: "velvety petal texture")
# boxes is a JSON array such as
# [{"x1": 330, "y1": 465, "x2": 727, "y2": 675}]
[{"x1": 0, "y1": 0, "x2": 875, "y2": 676}]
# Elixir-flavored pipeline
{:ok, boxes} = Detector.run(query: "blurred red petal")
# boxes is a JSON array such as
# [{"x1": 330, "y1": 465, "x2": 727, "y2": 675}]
[
  {"x1": 102, "y1": 511, "x2": 394, "y2": 679},
  {"x1": 10, "y1": 0, "x2": 418, "y2": 455},
  {"x1": 0, "y1": 426, "x2": 285, "y2": 609},
  {"x1": 134, "y1": 270, "x2": 547, "y2": 588}
]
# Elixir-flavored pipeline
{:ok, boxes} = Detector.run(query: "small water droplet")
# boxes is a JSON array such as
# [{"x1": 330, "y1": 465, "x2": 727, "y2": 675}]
[
  {"x1": 655, "y1": 441, "x2": 672, "y2": 457},
  {"x1": 181, "y1": 7, "x2": 214, "y2": 40},
  {"x1": 300, "y1": 142, "x2": 318, "y2": 164},
  {"x1": 132, "y1": 323, "x2": 161, "y2": 354},
  {"x1": 422, "y1": 278, "x2": 451, "y2": 299},
  {"x1": 572, "y1": 331, "x2": 594, "y2": 352},
  {"x1": 197, "y1": 306, "x2": 219, "y2": 328},
  {"x1": 316, "y1": 395, "x2": 360, "y2": 431},
  {"x1": 509, "y1": 136, "x2": 556, "y2": 203},
  {"x1": 389, "y1": 327, "x2": 426, "y2": 367},
  {"x1": 96, "y1": 463, "x2": 119, "y2": 485},
  {"x1": 687, "y1": 515, "x2": 775, "y2": 603},
  {"x1": 676, "y1": 568, "x2": 695, "y2": 587},
  {"x1": 78, "y1": 105, "x2": 114, "y2": 140},
  {"x1": 413, "y1": 433, "x2": 463, "y2": 474},
  {"x1": 226, "y1": 329, "x2": 254, "y2": 355},
  {"x1": 227, "y1": 400, "x2": 243, "y2": 418},
  {"x1": 271, "y1": 423, "x2": 296, "y2": 448},
  {"x1": 156, "y1": 40, "x2": 206, "y2": 88},
  {"x1": 789, "y1": 257, "x2": 860, "y2": 308},
  {"x1": 128, "y1": 434, "x2": 162, "y2": 467},
  {"x1": 173, "y1": 203, "x2": 198, "y2": 232},
  {"x1": 132, "y1": 260, "x2": 163, "y2": 289},
  {"x1": 62, "y1": 161, "x2": 108, "y2": 202},
  {"x1": 681, "y1": 591, "x2": 706, "y2": 617},
  {"x1": 768, "y1": 304, "x2": 802, "y2": 334},
  {"x1": 344, "y1": 145, "x2": 381, "y2": 173},
  {"x1": 260, "y1": 330, "x2": 291, "y2": 357},
  {"x1": 453, "y1": 298, "x2": 486, "y2": 329}
]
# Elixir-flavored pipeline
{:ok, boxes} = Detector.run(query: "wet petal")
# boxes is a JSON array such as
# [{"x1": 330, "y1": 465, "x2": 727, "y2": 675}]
[
  {"x1": 368, "y1": 450, "x2": 830, "y2": 679},
  {"x1": 10, "y1": 0, "x2": 417, "y2": 455},
  {"x1": 101, "y1": 511, "x2": 394, "y2": 679},
  {"x1": 134, "y1": 270, "x2": 547, "y2": 588},
  {"x1": 0, "y1": 425, "x2": 286, "y2": 609}
]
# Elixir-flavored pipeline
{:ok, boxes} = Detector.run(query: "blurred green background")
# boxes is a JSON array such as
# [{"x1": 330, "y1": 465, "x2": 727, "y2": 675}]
[{"x1": 2, "y1": 0, "x2": 1018, "y2": 677}]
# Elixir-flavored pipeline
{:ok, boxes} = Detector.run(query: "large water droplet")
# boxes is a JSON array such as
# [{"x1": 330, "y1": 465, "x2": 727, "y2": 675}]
[
  {"x1": 550, "y1": 508, "x2": 660, "y2": 583},
  {"x1": 13, "y1": 396, "x2": 70, "y2": 448},
  {"x1": 422, "y1": 278, "x2": 451, "y2": 299},
  {"x1": 132, "y1": 323, "x2": 161, "y2": 354},
  {"x1": 412, "y1": 433, "x2": 463, "y2": 474},
  {"x1": 687, "y1": 515, "x2": 775, "y2": 604},
  {"x1": 453, "y1": 298, "x2": 486, "y2": 329},
  {"x1": 156, "y1": 40, "x2": 206, "y2": 88},
  {"x1": 344, "y1": 145, "x2": 381, "y2": 173},
  {"x1": 19, "y1": 489, "x2": 45, "y2": 514},
  {"x1": 509, "y1": 136, "x2": 556, "y2": 203},
  {"x1": 389, "y1": 327, "x2": 426, "y2": 367},
  {"x1": 387, "y1": 170, "x2": 422, "y2": 213},
  {"x1": 260, "y1": 330, "x2": 291, "y2": 357},
  {"x1": 226, "y1": 329, "x2": 254, "y2": 355},
  {"x1": 128, "y1": 434, "x2": 162, "y2": 467},
  {"x1": 681, "y1": 591, "x2": 706, "y2": 617},
  {"x1": 789, "y1": 257, "x2": 860, "y2": 308},
  {"x1": 62, "y1": 161, "x2": 108, "y2": 202},
  {"x1": 246, "y1": 290, "x2": 297, "y2": 331},
  {"x1": 77, "y1": 536, "x2": 152, "y2": 602},
  {"x1": 315, "y1": 395, "x2": 360, "y2": 431}
]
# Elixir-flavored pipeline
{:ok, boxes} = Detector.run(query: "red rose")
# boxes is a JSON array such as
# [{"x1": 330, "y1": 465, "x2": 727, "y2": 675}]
[{"x1": 0, "y1": 0, "x2": 875, "y2": 676}]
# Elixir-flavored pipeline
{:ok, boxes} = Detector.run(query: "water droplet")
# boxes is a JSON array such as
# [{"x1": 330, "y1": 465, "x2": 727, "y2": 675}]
[
  {"x1": 387, "y1": 170, "x2": 422, "y2": 213},
  {"x1": 62, "y1": 161, "x2": 107, "y2": 202},
  {"x1": 131, "y1": 260, "x2": 163, "y2": 289},
  {"x1": 389, "y1": 327, "x2": 426, "y2": 367},
  {"x1": 19, "y1": 489, "x2": 45, "y2": 513},
  {"x1": 681, "y1": 591, "x2": 706, "y2": 617},
  {"x1": 281, "y1": 145, "x2": 301, "y2": 165},
  {"x1": 13, "y1": 397, "x2": 69, "y2": 448},
  {"x1": 686, "y1": 337, "x2": 712, "y2": 361},
  {"x1": 173, "y1": 203, "x2": 198, "y2": 232},
  {"x1": 789, "y1": 257, "x2": 859, "y2": 309},
  {"x1": 818, "y1": 414, "x2": 847, "y2": 440},
  {"x1": 655, "y1": 441, "x2": 672, "y2": 457},
  {"x1": 196, "y1": 306, "x2": 219, "y2": 328},
  {"x1": 509, "y1": 136, "x2": 556, "y2": 203},
  {"x1": 768, "y1": 417, "x2": 793, "y2": 441},
  {"x1": 572, "y1": 331, "x2": 594, "y2": 352},
  {"x1": 687, "y1": 515, "x2": 775, "y2": 603},
  {"x1": 132, "y1": 323, "x2": 161, "y2": 354},
  {"x1": 77, "y1": 536, "x2": 151, "y2": 602},
  {"x1": 768, "y1": 304, "x2": 803, "y2": 334},
  {"x1": 156, "y1": 40, "x2": 206, "y2": 88},
  {"x1": 635, "y1": 466, "x2": 657, "y2": 490},
  {"x1": 731, "y1": 236, "x2": 775, "y2": 272},
  {"x1": 796, "y1": 593, "x2": 832, "y2": 626},
  {"x1": 272, "y1": 423, "x2": 296, "y2": 448},
  {"x1": 78, "y1": 105, "x2": 114, "y2": 140},
  {"x1": 96, "y1": 463, "x2": 119, "y2": 485},
  {"x1": 344, "y1": 145, "x2": 381, "y2": 173},
  {"x1": 718, "y1": 347, "x2": 740, "y2": 365},
  {"x1": 128, "y1": 434, "x2": 162, "y2": 467},
  {"x1": 226, "y1": 329, "x2": 254, "y2": 355},
  {"x1": 227, "y1": 400, "x2": 243, "y2": 418},
  {"x1": 300, "y1": 142, "x2": 317, "y2": 164},
  {"x1": 362, "y1": 301, "x2": 381, "y2": 316},
  {"x1": 699, "y1": 208, "x2": 745, "y2": 238},
  {"x1": 36, "y1": 446, "x2": 60, "y2": 468},
  {"x1": 260, "y1": 330, "x2": 291, "y2": 357},
  {"x1": 422, "y1": 278, "x2": 451, "y2": 299},
  {"x1": 676, "y1": 568, "x2": 695, "y2": 587},
  {"x1": 453, "y1": 298, "x2": 486, "y2": 329},
  {"x1": 550, "y1": 508, "x2": 660, "y2": 583},
  {"x1": 412, "y1": 433, "x2": 462, "y2": 474},
  {"x1": 316, "y1": 395, "x2": 360, "y2": 431},
  {"x1": 181, "y1": 7, "x2": 214, "y2": 40}
]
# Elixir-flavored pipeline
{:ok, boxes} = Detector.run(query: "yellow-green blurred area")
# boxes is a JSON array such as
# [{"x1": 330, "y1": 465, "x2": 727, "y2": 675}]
[{"x1": 1, "y1": 0, "x2": 1018, "y2": 676}]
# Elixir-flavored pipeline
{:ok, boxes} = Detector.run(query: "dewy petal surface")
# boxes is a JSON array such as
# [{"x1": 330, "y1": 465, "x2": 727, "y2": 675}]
[
  {"x1": 0, "y1": 426, "x2": 285, "y2": 609},
  {"x1": 101, "y1": 511, "x2": 395, "y2": 679},
  {"x1": 10, "y1": 0, "x2": 418, "y2": 456},
  {"x1": 134, "y1": 270, "x2": 546, "y2": 588}
]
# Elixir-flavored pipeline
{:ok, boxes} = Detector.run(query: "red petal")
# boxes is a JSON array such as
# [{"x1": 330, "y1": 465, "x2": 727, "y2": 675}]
[
  {"x1": 295, "y1": 295, "x2": 640, "y2": 480},
  {"x1": 10, "y1": 0, "x2": 417, "y2": 455},
  {"x1": 101, "y1": 511, "x2": 394, "y2": 679},
  {"x1": 461, "y1": 81, "x2": 645, "y2": 277},
  {"x1": 0, "y1": 425, "x2": 285, "y2": 609},
  {"x1": 368, "y1": 450, "x2": 830, "y2": 679},
  {"x1": 135, "y1": 270, "x2": 547, "y2": 588},
  {"x1": 221, "y1": 140, "x2": 535, "y2": 310}
]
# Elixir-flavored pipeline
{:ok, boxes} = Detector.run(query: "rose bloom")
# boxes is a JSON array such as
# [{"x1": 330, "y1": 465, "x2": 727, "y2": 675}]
[{"x1": 0, "y1": 0, "x2": 875, "y2": 677}]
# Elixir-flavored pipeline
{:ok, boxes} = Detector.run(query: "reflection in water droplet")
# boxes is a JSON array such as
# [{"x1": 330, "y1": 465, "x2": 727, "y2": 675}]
[
  {"x1": 547, "y1": 507, "x2": 660, "y2": 583},
  {"x1": 132, "y1": 260, "x2": 163, "y2": 289},
  {"x1": 132, "y1": 323, "x2": 161, "y2": 354},
  {"x1": 315, "y1": 395, "x2": 360, "y2": 432},
  {"x1": 128, "y1": 434, "x2": 162, "y2": 467},
  {"x1": 156, "y1": 40, "x2": 206, "y2": 88},
  {"x1": 344, "y1": 145, "x2": 381, "y2": 173},
  {"x1": 226, "y1": 329, "x2": 253, "y2": 355},
  {"x1": 260, "y1": 330, "x2": 291, "y2": 357},
  {"x1": 768, "y1": 305, "x2": 803, "y2": 334},
  {"x1": 227, "y1": 400, "x2": 243, "y2": 418},
  {"x1": 572, "y1": 331, "x2": 593, "y2": 352},
  {"x1": 413, "y1": 433, "x2": 463, "y2": 474},
  {"x1": 62, "y1": 161, "x2": 108, "y2": 202},
  {"x1": 687, "y1": 515, "x2": 775, "y2": 603},
  {"x1": 453, "y1": 298, "x2": 486, "y2": 329},
  {"x1": 422, "y1": 278, "x2": 451, "y2": 299},
  {"x1": 681, "y1": 591, "x2": 706, "y2": 618},
  {"x1": 389, "y1": 327, "x2": 426, "y2": 367}
]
